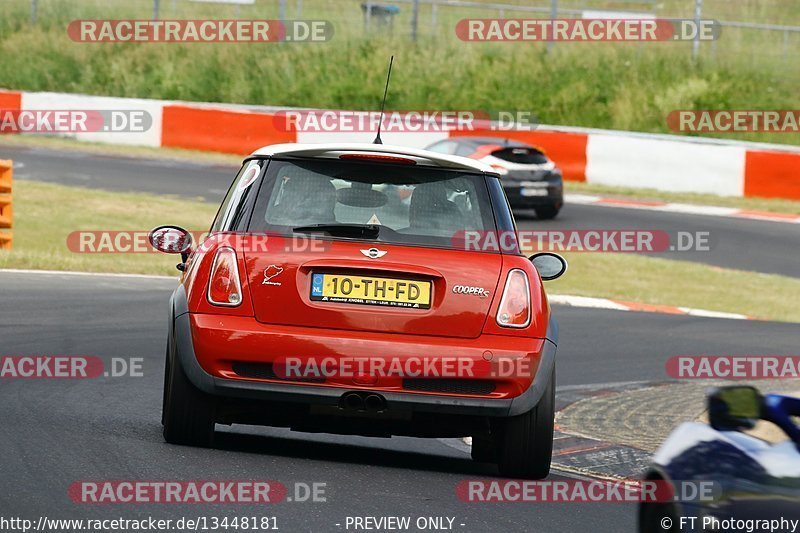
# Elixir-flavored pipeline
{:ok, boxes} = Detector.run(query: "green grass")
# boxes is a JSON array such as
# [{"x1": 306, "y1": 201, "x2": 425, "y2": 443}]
[
  {"x1": 2, "y1": 180, "x2": 799, "y2": 322},
  {"x1": 0, "y1": 180, "x2": 217, "y2": 275},
  {"x1": 545, "y1": 252, "x2": 800, "y2": 323},
  {"x1": 1, "y1": 1, "x2": 800, "y2": 146}
]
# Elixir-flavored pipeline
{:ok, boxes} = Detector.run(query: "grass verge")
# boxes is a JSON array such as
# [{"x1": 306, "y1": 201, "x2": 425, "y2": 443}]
[
  {"x1": 2, "y1": 0, "x2": 800, "y2": 147},
  {"x1": 2, "y1": 180, "x2": 799, "y2": 322},
  {"x1": 0, "y1": 181, "x2": 217, "y2": 275},
  {"x1": 543, "y1": 252, "x2": 800, "y2": 323}
]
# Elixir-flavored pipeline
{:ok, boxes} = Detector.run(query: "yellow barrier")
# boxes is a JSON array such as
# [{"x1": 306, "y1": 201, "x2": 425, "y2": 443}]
[{"x1": 0, "y1": 159, "x2": 12, "y2": 250}]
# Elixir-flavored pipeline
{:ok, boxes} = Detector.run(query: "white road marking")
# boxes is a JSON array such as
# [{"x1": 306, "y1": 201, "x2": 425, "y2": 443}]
[
  {"x1": 0, "y1": 268, "x2": 176, "y2": 280},
  {"x1": 566, "y1": 193, "x2": 800, "y2": 225},
  {"x1": 550, "y1": 294, "x2": 751, "y2": 320},
  {"x1": 677, "y1": 307, "x2": 749, "y2": 320},
  {"x1": 549, "y1": 294, "x2": 630, "y2": 311}
]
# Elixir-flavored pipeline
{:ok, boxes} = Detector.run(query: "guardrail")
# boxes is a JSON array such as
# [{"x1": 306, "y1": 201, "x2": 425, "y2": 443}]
[
  {"x1": 0, "y1": 160, "x2": 13, "y2": 250},
  {"x1": 3, "y1": 88, "x2": 800, "y2": 200}
]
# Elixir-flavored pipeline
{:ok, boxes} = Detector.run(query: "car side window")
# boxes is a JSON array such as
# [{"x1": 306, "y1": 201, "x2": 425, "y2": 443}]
[
  {"x1": 210, "y1": 160, "x2": 264, "y2": 232},
  {"x1": 427, "y1": 141, "x2": 457, "y2": 155},
  {"x1": 455, "y1": 144, "x2": 474, "y2": 157}
]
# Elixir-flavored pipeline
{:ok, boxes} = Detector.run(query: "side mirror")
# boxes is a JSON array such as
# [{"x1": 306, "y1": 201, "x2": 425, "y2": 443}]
[
  {"x1": 149, "y1": 225, "x2": 193, "y2": 268},
  {"x1": 708, "y1": 386, "x2": 762, "y2": 431},
  {"x1": 530, "y1": 252, "x2": 568, "y2": 281}
]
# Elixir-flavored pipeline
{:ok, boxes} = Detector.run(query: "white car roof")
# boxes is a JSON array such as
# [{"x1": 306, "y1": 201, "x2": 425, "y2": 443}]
[{"x1": 250, "y1": 143, "x2": 496, "y2": 174}]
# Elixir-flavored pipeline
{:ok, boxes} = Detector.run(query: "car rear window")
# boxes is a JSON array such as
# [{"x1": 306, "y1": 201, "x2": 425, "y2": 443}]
[
  {"x1": 248, "y1": 158, "x2": 497, "y2": 250},
  {"x1": 491, "y1": 147, "x2": 549, "y2": 164}
]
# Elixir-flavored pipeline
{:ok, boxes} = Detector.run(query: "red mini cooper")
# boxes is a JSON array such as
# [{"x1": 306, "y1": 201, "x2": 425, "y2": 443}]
[{"x1": 150, "y1": 143, "x2": 566, "y2": 479}]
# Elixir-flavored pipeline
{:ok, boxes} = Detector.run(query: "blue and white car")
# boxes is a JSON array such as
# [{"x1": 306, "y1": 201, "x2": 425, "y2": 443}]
[{"x1": 639, "y1": 386, "x2": 800, "y2": 532}]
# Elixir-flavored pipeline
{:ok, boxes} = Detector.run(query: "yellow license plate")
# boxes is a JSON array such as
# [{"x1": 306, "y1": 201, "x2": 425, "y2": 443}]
[{"x1": 310, "y1": 273, "x2": 431, "y2": 309}]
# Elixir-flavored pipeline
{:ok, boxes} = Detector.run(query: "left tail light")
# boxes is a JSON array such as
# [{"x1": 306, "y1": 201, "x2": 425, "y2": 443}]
[
  {"x1": 207, "y1": 246, "x2": 243, "y2": 307},
  {"x1": 496, "y1": 269, "x2": 531, "y2": 328}
]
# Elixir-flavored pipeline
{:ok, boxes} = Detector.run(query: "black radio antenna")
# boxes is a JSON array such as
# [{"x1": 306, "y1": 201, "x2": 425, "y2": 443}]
[{"x1": 373, "y1": 55, "x2": 394, "y2": 145}]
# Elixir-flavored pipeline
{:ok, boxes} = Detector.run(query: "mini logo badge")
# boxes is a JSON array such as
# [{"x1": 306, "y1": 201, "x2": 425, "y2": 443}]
[
  {"x1": 361, "y1": 248, "x2": 388, "y2": 259},
  {"x1": 452, "y1": 285, "x2": 490, "y2": 298},
  {"x1": 262, "y1": 264, "x2": 284, "y2": 286}
]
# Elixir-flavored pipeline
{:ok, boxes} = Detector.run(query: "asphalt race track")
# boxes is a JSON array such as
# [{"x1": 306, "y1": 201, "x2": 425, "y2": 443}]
[
  {"x1": 515, "y1": 206, "x2": 799, "y2": 278},
  {"x1": 0, "y1": 271, "x2": 635, "y2": 532},
  {"x1": 2, "y1": 270, "x2": 798, "y2": 531},
  {"x1": 5, "y1": 143, "x2": 799, "y2": 277},
  {"x1": 4, "y1": 143, "x2": 239, "y2": 201},
  {"x1": 2, "y1": 143, "x2": 799, "y2": 531}
]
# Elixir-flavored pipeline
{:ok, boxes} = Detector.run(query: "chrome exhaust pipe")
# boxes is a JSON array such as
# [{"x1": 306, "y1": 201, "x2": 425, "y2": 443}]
[
  {"x1": 342, "y1": 392, "x2": 364, "y2": 411},
  {"x1": 364, "y1": 394, "x2": 386, "y2": 412}
]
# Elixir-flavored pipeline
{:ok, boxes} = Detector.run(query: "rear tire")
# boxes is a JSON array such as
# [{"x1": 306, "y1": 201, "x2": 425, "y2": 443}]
[
  {"x1": 162, "y1": 337, "x2": 216, "y2": 447},
  {"x1": 161, "y1": 343, "x2": 170, "y2": 426},
  {"x1": 534, "y1": 205, "x2": 560, "y2": 220},
  {"x1": 470, "y1": 435, "x2": 496, "y2": 463},
  {"x1": 639, "y1": 501, "x2": 679, "y2": 533},
  {"x1": 494, "y1": 368, "x2": 555, "y2": 479}
]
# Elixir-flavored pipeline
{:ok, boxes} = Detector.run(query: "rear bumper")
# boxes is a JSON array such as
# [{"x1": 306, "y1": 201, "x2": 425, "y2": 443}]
[
  {"x1": 170, "y1": 287, "x2": 558, "y2": 418},
  {"x1": 502, "y1": 181, "x2": 563, "y2": 208}
]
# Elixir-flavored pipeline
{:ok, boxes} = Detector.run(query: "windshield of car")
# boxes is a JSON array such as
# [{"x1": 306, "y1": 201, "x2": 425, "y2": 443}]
[{"x1": 248, "y1": 158, "x2": 497, "y2": 250}]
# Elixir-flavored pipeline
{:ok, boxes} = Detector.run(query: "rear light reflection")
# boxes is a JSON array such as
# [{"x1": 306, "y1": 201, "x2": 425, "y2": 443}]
[
  {"x1": 207, "y1": 247, "x2": 243, "y2": 307},
  {"x1": 488, "y1": 163, "x2": 509, "y2": 175},
  {"x1": 339, "y1": 153, "x2": 417, "y2": 165},
  {"x1": 496, "y1": 269, "x2": 531, "y2": 328}
]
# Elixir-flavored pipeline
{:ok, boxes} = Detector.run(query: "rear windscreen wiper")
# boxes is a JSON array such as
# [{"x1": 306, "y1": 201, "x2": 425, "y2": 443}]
[{"x1": 292, "y1": 223, "x2": 381, "y2": 239}]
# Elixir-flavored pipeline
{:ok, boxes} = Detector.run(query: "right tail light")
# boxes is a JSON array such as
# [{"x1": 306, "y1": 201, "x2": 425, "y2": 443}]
[{"x1": 496, "y1": 269, "x2": 531, "y2": 328}]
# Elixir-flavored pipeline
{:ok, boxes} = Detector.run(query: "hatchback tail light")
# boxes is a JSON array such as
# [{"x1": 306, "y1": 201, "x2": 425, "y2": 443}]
[
  {"x1": 207, "y1": 247, "x2": 243, "y2": 307},
  {"x1": 339, "y1": 154, "x2": 417, "y2": 165},
  {"x1": 488, "y1": 163, "x2": 509, "y2": 175},
  {"x1": 496, "y1": 269, "x2": 531, "y2": 328}
]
